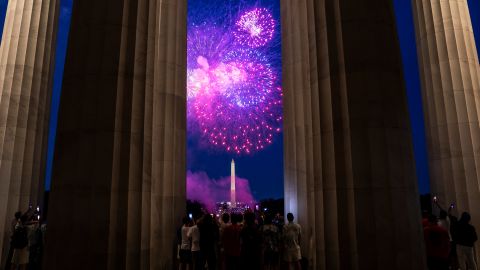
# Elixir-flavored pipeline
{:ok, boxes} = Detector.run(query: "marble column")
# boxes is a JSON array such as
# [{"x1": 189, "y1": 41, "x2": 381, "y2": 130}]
[
  {"x1": 44, "y1": 0, "x2": 186, "y2": 269},
  {"x1": 0, "y1": 0, "x2": 59, "y2": 265},
  {"x1": 282, "y1": 0, "x2": 426, "y2": 269},
  {"x1": 412, "y1": 0, "x2": 480, "y2": 260}
]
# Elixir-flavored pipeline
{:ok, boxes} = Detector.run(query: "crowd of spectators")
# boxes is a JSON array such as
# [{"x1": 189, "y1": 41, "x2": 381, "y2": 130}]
[
  {"x1": 177, "y1": 211, "x2": 303, "y2": 270},
  {"x1": 423, "y1": 199, "x2": 478, "y2": 270}
]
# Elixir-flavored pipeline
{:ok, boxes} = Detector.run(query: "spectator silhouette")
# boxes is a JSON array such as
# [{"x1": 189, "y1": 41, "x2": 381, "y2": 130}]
[
  {"x1": 456, "y1": 212, "x2": 478, "y2": 270},
  {"x1": 179, "y1": 216, "x2": 193, "y2": 270},
  {"x1": 424, "y1": 215, "x2": 450, "y2": 270},
  {"x1": 219, "y1": 213, "x2": 230, "y2": 270},
  {"x1": 222, "y1": 213, "x2": 242, "y2": 270},
  {"x1": 240, "y1": 212, "x2": 261, "y2": 270},
  {"x1": 188, "y1": 216, "x2": 202, "y2": 270},
  {"x1": 283, "y1": 213, "x2": 301, "y2": 270},
  {"x1": 198, "y1": 214, "x2": 219, "y2": 270},
  {"x1": 5, "y1": 211, "x2": 22, "y2": 270},
  {"x1": 10, "y1": 215, "x2": 31, "y2": 270},
  {"x1": 260, "y1": 214, "x2": 280, "y2": 270}
]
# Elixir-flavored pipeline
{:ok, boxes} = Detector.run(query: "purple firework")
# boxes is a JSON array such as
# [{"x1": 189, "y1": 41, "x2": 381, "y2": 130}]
[
  {"x1": 234, "y1": 8, "x2": 276, "y2": 48},
  {"x1": 187, "y1": 7, "x2": 282, "y2": 155}
]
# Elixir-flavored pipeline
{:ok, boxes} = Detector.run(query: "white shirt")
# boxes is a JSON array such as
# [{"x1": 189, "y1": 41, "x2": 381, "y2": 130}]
[
  {"x1": 284, "y1": 222, "x2": 301, "y2": 251},
  {"x1": 180, "y1": 225, "x2": 191, "y2": 250},
  {"x1": 188, "y1": 225, "x2": 200, "y2": 252}
]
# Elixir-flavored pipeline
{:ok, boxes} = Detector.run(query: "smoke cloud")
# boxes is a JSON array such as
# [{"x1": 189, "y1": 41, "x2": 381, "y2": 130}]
[{"x1": 187, "y1": 171, "x2": 256, "y2": 211}]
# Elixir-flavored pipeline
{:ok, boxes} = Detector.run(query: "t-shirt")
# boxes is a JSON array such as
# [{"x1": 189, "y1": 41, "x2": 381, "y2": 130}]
[
  {"x1": 424, "y1": 224, "x2": 450, "y2": 259},
  {"x1": 188, "y1": 225, "x2": 200, "y2": 252},
  {"x1": 437, "y1": 218, "x2": 452, "y2": 241},
  {"x1": 222, "y1": 224, "x2": 242, "y2": 257},
  {"x1": 180, "y1": 225, "x2": 191, "y2": 250},
  {"x1": 283, "y1": 223, "x2": 301, "y2": 251}
]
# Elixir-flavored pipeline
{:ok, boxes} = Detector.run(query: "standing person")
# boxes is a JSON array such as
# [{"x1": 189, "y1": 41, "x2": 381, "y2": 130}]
[
  {"x1": 260, "y1": 214, "x2": 280, "y2": 270},
  {"x1": 283, "y1": 213, "x2": 301, "y2": 270},
  {"x1": 240, "y1": 212, "x2": 261, "y2": 270},
  {"x1": 198, "y1": 214, "x2": 219, "y2": 270},
  {"x1": 188, "y1": 216, "x2": 202, "y2": 270},
  {"x1": 179, "y1": 217, "x2": 193, "y2": 270},
  {"x1": 424, "y1": 215, "x2": 450, "y2": 270},
  {"x1": 449, "y1": 210, "x2": 460, "y2": 270},
  {"x1": 5, "y1": 212, "x2": 22, "y2": 270},
  {"x1": 27, "y1": 215, "x2": 42, "y2": 270},
  {"x1": 218, "y1": 213, "x2": 230, "y2": 270},
  {"x1": 456, "y1": 212, "x2": 478, "y2": 270},
  {"x1": 222, "y1": 213, "x2": 242, "y2": 270},
  {"x1": 438, "y1": 210, "x2": 452, "y2": 241},
  {"x1": 10, "y1": 215, "x2": 30, "y2": 270}
]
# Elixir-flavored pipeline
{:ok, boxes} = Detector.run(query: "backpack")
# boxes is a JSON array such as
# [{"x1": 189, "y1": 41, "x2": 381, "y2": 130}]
[{"x1": 11, "y1": 225, "x2": 28, "y2": 249}]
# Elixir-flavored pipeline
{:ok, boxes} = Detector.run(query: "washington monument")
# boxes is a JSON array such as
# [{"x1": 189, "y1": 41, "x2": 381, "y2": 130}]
[{"x1": 231, "y1": 159, "x2": 236, "y2": 207}]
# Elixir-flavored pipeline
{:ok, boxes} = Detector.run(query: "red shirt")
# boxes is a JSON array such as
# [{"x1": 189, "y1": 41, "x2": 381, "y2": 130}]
[
  {"x1": 424, "y1": 224, "x2": 450, "y2": 259},
  {"x1": 422, "y1": 218, "x2": 430, "y2": 228},
  {"x1": 222, "y1": 224, "x2": 242, "y2": 257}
]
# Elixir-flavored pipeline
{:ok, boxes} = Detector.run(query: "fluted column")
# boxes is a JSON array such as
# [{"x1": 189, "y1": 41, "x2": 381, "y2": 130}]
[
  {"x1": 0, "y1": 0, "x2": 59, "y2": 265},
  {"x1": 412, "y1": 0, "x2": 480, "y2": 249},
  {"x1": 282, "y1": 0, "x2": 425, "y2": 269},
  {"x1": 44, "y1": 0, "x2": 186, "y2": 269}
]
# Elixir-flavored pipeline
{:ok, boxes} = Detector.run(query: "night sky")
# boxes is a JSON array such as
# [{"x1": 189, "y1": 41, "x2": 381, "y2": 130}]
[{"x1": 0, "y1": 0, "x2": 478, "y2": 198}]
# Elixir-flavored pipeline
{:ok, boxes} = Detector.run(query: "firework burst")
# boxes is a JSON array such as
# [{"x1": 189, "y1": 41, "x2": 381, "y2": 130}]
[
  {"x1": 234, "y1": 8, "x2": 276, "y2": 48},
  {"x1": 187, "y1": 5, "x2": 281, "y2": 155}
]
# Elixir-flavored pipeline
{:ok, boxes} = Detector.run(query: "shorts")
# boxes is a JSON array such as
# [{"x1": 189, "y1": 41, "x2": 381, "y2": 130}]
[
  {"x1": 179, "y1": 249, "x2": 192, "y2": 263},
  {"x1": 11, "y1": 247, "x2": 29, "y2": 265},
  {"x1": 283, "y1": 248, "x2": 301, "y2": 263}
]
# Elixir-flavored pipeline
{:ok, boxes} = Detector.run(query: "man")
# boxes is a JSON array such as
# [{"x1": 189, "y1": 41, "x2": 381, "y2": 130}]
[
  {"x1": 10, "y1": 215, "x2": 30, "y2": 270},
  {"x1": 424, "y1": 215, "x2": 450, "y2": 270},
  {"x1": 283, "y1": 213, "x2": 301, "y2": 270},
  {"x1": 456, "y1": 212, "x2": 478, "y2": 270},
  {"x1": 5, "y1": 212, "x2": 22, "y2": 270},
  {"x1": 222, "y1": 213, "x2": 242, "y2": 270},
  {"x1": 198, "y1": 214, "x2": 219, "y2": 270}
]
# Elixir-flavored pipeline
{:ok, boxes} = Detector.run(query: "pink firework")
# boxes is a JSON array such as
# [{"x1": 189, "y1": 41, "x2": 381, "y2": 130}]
[
  {"x1": 234, "y1": 8, "x2": 276, "y2": 48},
  {"x1": 187, "y1": 7, "x2": 282, "y2": 155},
  {"x1": 191, "y1": 86, "x2": 282, "y2": 154}
]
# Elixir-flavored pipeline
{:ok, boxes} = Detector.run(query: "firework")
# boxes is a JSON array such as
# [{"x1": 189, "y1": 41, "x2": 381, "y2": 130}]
[
  {"x1": 234, "y1": 8, "x2": 276, "y2": 48},
  {"x1": 187, "y1": 6, "x2": 282, "y2": 155}
]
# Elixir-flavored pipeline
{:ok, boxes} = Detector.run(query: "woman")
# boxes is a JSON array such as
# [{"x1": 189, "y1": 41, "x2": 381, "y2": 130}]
[{"x1": 179, "y1": 217, "x2": 193, "y2": 270}]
